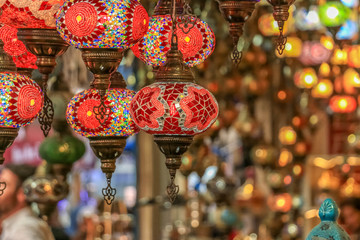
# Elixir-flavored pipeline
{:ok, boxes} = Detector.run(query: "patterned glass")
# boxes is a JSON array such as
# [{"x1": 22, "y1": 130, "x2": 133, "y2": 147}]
[
  {"x1": 131, "y1": 15, "x2": 215, "y2": 67},
  {"x1": 0, "y1": 72, "x2": 43, "y2": 128},
  {"x1": 56, "y1": 0, "x2": 149, "y2": 49},
  {"x1": 130, "y1": 82, "x2": 219, "y2": 135}
]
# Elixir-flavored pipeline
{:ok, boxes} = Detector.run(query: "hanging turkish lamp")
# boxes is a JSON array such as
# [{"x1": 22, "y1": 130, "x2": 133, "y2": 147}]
[
  {"x1": 311, "y1": 79, "x2": 334, "y2": 99},
  {"x1": 294, "y1": 68, "x2": 318, "y2": 89},
  {"x1": 67, "y1": 72, "x2": 138, "y2": 205},
  {"x1": 266, "y1": 0, "x2": 296, "y2": 55},
  {"x1": 329, "y1": 95, "x2": 357, "y2": 113},
  {"x1": 57, "y1": 0, "x2": 149, "y2": 127},
  {"x1": 216, "y1": 0, "x2": 259, "y2": 64},
  {"x1": 130, "y1": 6, "x2": 219, "y2": 203},
  {"x1": 0, "y1": 40, "x2": 43, "y2": 164},
  {"x1": 131, "y1": 0, "x2": 215, "y2": 69},
  {"x1": 318, "y1": 1, "x2": 350, "y2": 33},
  {"x1": 0, "y1": 1, "x2": 70, "y2": 137},
  {"x1": 0, "y1": 24, "x2": 37, "y2": 77}
]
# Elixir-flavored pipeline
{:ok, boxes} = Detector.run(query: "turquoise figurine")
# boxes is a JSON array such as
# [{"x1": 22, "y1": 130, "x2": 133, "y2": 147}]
[{"x1": 307, "y1": 198, "x2": 351, "y2": 240}]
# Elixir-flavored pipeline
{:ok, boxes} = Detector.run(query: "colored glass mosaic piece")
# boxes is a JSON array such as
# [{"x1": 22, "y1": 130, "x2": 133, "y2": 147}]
[
  {"x1": 56, "y1": 0, "x2": 149, "y2": 49},
  {"x1": 130, "y1": 82, "x2": 219, "y2": 135},
  {"x1": 0, "y1": 0, "x2": 64, "y2": 28},
  {"x1": 131, "y1": 15, "x2": 216, "y2": 67},
  {"x1": 0, "y1": 72, "x2": 43, "y2": 128},
  {"x1": 66, "y1": 87, "x2": 138, "y2": 137}
]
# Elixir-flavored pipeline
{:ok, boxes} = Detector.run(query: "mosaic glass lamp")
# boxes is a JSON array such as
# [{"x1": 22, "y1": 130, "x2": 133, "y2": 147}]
[
  {"x1": 266, "y1": 0, "x2": 296, "y2": 55},
  {"x1": 319, "y1": 1, "x2": 350, "y2": 28},
  {"x1": 0, "y1": 0, "x2": 70, "y2": 136},
  {"x1": 57, "y1": 0, "x2": 149, "y2": 125},
  {"x1": 329, "y1": 95, "x2": 357, "y2": 113},
  {"x1": 306, "y1": 198, "x2": 351, "y2": 240},
  {"x1": 0, "y1": 40, "x2": 43, "y2": 164},
  {"x1": 130, "y1": 31, "x2": 219, "y2": 202},
  {"x1": 217, "y1": 0, "x2": 259, "y2": 64},
  {"x1": 131, "y1": 0, "x2": 215, "y2": 68},
  {"x1": 0, "y1": 24, "x2": 37, "y2": 76},
  {"x1": 67, "y1": 72, "x2": 138, "y2": 204}
]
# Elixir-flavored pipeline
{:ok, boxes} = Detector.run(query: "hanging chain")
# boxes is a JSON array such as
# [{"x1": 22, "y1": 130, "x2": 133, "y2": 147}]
[
  {"x1": 102, "y1": 177, "x2": 116, "y2": 205},
  {"x1": 0, "y1": 182, "x2": 6, "y2": 196},
  {"x1": 38, "y1": 79, "x2": 54, "y2": 137},
  {"x1": 93, "y1": 94, "x2": 111, "y2": 125},
  {"x1": 276, "y1": 22, "x2": 287, "y2": 55},
  {"x1": 166, "y1": 175, "x2": 179, "y2": 203},
  {"x1": 177, "y1": 1, "x2": 197, "y2": 34}
]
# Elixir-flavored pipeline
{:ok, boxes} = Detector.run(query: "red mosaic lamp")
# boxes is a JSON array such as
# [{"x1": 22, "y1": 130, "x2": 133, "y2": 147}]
[
  {"x1": 0, "y1": 24, "x2": 37, "y2": 77},
  {"x1": 0, "y1": 0, "x2": 70, "y2": 137},
  {"x1": 66, "y1": 72, "x2": 138, "y2": 205},
  {"x1": 130, "y1": 9, "x2": 219, "y2": 202},
  {"x1": 0, "y1": 40, "x2": 43, "y2": 164},
  {"x1": 131, "y1": 0, "x2": 215, "y2": 69},
  {"x1": 266, "y1": 0, "x2": 296, "y2": 55},
  {"x1": 57, "y1": 0, "x2": 149, "y2": 125},
  {"x1": 216, "y1": 0, "x2": 259, "y2": 64},
  {"x1": 329, "y1": 95, "x2": 357, "y2": 113}
]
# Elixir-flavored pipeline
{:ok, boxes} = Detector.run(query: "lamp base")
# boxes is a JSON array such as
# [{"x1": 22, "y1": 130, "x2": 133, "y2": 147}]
[
  {"x1": 81, "y1": 48, "x2": 124, "y2": 96},
  {"x1": 89, "y1": 136, "x2": 127, "y2": 205},
  {"x1": 154, "y1": 135, "x2": 193, "y2": 203},
  {"x1": 0, "y1": 127, "x2": 19, "y2": 164},
  {"x1": 17, "y1": 68, "x2": 34, "y2": 78}
]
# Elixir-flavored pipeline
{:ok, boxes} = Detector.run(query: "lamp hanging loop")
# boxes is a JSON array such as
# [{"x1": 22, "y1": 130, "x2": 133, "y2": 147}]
[
  {"x1": 178, "y1": 1, "x2": 197, "y2": 34},
  {"x1": 102, "y1": 175, "x2": 116, "y2": 205}
]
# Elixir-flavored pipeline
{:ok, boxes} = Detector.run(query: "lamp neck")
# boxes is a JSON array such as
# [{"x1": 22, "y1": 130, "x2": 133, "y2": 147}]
[{"x1": 154, "y1": 0, "x2": 184, "y2": 16}]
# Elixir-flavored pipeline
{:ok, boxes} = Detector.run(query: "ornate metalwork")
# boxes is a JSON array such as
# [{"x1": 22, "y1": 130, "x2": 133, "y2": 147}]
[
  {"x1": 231, "y1": 46, "x2": 243, "y2": 66},
  {"x1": 102, "y1": 177, "x2": 116, "y2": 205},
  {"x1": 266, "y1": 0, "x2": 296, "y2": 55},
  {"x1": 0, "y1": 40, "x2": 16, "y2": 72},
  {"x1": 0, "y1": 127, "x2": 19, "y2": 164},
  {"x1": 217, "y1": 0, "x2": 258, "y2": 64},
  {"x1": 154, "y1": 135, "x2": 193, "y2": 203},
  {"x1": 17, "y1": 68, "x2": 34, "y2": 78},
  {"x1": 93, "y1": 96, "x2": 111, "y2": 125},
  {"x1": 23, "y1": 175, "x2": 69, "y2": 221},
  {"x1": 178, "y1": 1, "x2": 197, "y2": 34},
  {"x1": 89, "y1": 136, "x2": 127, "y2": 205},
  {"x1": 154, "y1": 0, "x2": 184, "y2": 16},
  {"x1": 17, "y1": 28, "x2": 69, "y2": 136},
  {"x1": 0, "y1": 182, "x2": 6, "y2": 196}
]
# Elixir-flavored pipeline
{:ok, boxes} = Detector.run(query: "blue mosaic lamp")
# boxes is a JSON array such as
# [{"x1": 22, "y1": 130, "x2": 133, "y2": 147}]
[{"x1": 306, "y1": 198, "x2": 351, "y2": 240}]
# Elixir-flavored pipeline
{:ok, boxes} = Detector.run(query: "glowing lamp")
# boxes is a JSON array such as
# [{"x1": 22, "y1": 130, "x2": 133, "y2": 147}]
[
  {"x1": 318, "y1": 1, "x2": 351, "y2": 27},
  {"x1": 268, "y1": 193, "x2": 292, "y2": 212},
  {"x1": 294, "y1": 6, "x2": 322, "y2": 31},
  {"x1": 331, "y1": 47, "x2": 348, "y2": 65},
  {"x1": 276, "y1": 37, "x2": 302, "y2": 58},
  {"x1": 132, "y1": 16, "x2": 215, "y2": 67},
  {"x1": 344, "y1": 68, "x2": 360, "y2": 91},
  {"x1": 67, "y1": 85, "x2": 137, "y2": 138},
  {"x1": 294, "y1": 68, "x2": 318, "y2": 89},
  {"x1": 320, "y1": 35, "x2": 335, "y2": 50},
  {"x1": 341, "y1": 0, "x2": 358, "y2": 8},
  {"x1": 251, "y1": 144, "x2": 278, "y2": 167},
  {"x1": 258, "y1": 13, "x2": 289, "y2": 37},
  {"x1": 337, "y1": 20, "x2": 358, "y2": 40},
  {"x1": 319, "y1": 62, "x2": 331, "y2": 77},
  {"x1": 311, "y1": 80, "x2": 334, "y2": 99},
  {"x1": 0, "y1": 0, "x2": 63, "y2": 28},
  {"x1": 279, "y1": 126, "x2": 297, "y2": 145},
  {"x1": 299, "y1": 41, "x2": 331, "y2": 66},
  {"x1": 329, "y1": 95, "x2": 357, "y2": 113},
  {"x1": 347, "y1": 45, "x2": 360, "y2": 68},
  {"x1": 56, "y1": 0, "x2": 149, "y2": 49},
  {"x1": 0, "y1": 24, "x2": 37, "y2": 70}
]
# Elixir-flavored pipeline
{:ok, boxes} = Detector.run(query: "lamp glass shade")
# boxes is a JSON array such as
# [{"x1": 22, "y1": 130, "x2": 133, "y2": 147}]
[
  {"x1": 130, "y1": 82, "x2": 219, "y2": 135},
  {"x1": 67, "y1": 88, "x2": 138, "y2": 137},
  {"x1": 0, "y1": 72, "x2": 43, "y2": 128},
  {"x1": 131, "y1": 15, "x2": 215, "y2": 67},
  {"x1": 56, "y1": 0, "x2": 149, "y2": 49},
  {"x1": 299, "y1": 41, "x2": 331, "y2": 66},
  {"x1": 294, "y1": 68, "x2": 318, "y2": 89},
  {"x1": 0, "y1": 24, "x2": 37, "y2": 69},
  {"x1": 279, "y1": 126, "x2": 297, "y2": 145},
  {"x1": 258, "y1": 13, "x2": 289, "y2": 37},
  {"x1": 0, "y1": 0, "x2": 63, "y2": 28},
  {"x1": 329, "y1": 95, "x2": 357, "y2": 113},
  {"x1": 347, "y1": 45, "x2": 360, "y2": 68},
  {"x1": 311, "y1": 79, "x2": 333, "y2": 99},
  {"x1": 318, "y1": 1, "x2": 350, "y2": 27}
]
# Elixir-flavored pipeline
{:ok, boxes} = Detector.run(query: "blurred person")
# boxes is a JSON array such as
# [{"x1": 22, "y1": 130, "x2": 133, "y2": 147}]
[
  {"x1": 0, "y1": 164, "x2": 55, "y2": 240},
  {"x1": 340, "y1": 198, "x2": 360, "y2": 240}
]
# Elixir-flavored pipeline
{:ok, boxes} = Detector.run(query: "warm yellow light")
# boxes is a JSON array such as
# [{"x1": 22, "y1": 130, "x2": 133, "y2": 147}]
[
  {"x1": 348, "y1": 134, "x2": 356, "y2": 144},
  {"x1": 319, "y1": 63, "x2": 331, "y2": 77},
  {"x1": 279, "y1": 148, "x2": 293, "y2": 167},
  {"x1": 331, "y1": 47, "x2": 348, "y2": 65},
  {"x1": 321, "y1": 36, "x2": 334, "y2": 50},
  {"x1": 294, "y1": 68, "x2": 318, "y2": 89},
  {"x1": 279, "y1": 126, "x2": 297, "y2": 145},
  {"x1": 87, "y1": 111, "x2": 92, "y2": 117},
  {"x1": 311, "y1": 79, "x2": 333, "y2": 99},
  {"x1": 30, "y1": 99, "x2": 35, "y2": 106}
]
